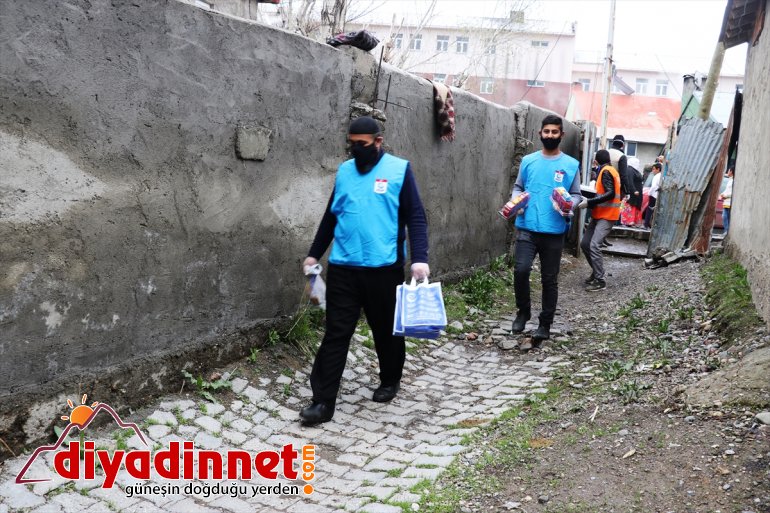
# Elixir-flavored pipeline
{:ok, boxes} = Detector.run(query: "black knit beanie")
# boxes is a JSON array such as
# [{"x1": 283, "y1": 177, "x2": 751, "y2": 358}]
[
  {"x1": 595, "y1": 149, "x2": 611, "y2": 165},
  {"x1": 348, "y1": 116, "x2": 380, "y2": 135}
]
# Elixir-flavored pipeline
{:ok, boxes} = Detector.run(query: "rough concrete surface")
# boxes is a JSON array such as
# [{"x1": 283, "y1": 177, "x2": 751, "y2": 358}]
[
  {"x1": 728, "y1": 3, "x2": 770, "y2": 325},
  {"x1": 0, "y1": 0, "x2": 581, "y2": 451},
  {"x1": 684, "y1": 345, "x2": 770, "y2": 408}
]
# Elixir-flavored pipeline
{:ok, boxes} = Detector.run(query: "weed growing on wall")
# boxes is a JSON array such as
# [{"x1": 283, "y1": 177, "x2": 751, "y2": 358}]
[{"x1": 702, "y1": 253, "x2": 763, "y2": 340}]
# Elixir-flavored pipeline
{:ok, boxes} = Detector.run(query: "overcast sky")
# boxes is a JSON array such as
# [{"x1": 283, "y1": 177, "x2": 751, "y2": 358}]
[{"x1": 352, "y1": 0, "x2": 747, "y2": 76}]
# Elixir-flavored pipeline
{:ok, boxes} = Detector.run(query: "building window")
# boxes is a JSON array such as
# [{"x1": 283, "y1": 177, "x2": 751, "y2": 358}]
[
  {"x1": 625, "y1": 141, "x2": 637, "y2": 157},
  {"x1": 480, "y1": 77, "x2": 494, "y2": 94},
  {"x1": 635, "y1": 78, "x2": 648, "y2": 95},
  {"x1": 531, "y1": 40, "x2": 549, "y2": 47},
  {"x1": 484, "y1": 42, "x2": 496, "y2": 55},
  {"x1": 577, "y1": 78, "x2": 590, "y2": 91},
  {"x1": 408, "y1": 34, "x2": 422, "y2": 51},
  {"x1": 392, "y1": 33, "x2": 403, "y2": 49},
  {"x1": 433, "y1": 73, "x2": 447, "y2": 84},
  {"x1": 436, "y1": 35, "x2": 449, "y2": 52},
  {"x1": 655, "y1": 79, "x2": 668, "y2": 96},
  {"x1": 456, "y1": 36, "x2": 469, "y2": 53},
  {"x1": 527, "y1": 80, "x2": 545, "y2": 87}
]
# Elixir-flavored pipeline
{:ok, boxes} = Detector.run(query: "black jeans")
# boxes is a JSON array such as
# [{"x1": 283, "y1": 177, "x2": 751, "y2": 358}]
[
  {"x1": 309, "y1": 265, "x2": 405, "y2": 407},
  {"x1": 513, "y1": 229, "x2": 565, "y2": 327}
]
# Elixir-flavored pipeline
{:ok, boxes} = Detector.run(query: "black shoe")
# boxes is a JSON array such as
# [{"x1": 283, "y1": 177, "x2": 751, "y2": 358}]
[
  {"x1": 532, "y1": 324, "x2": 550, "y2": 341},
  {"x1": 511, "y1": 311, "x2": 530, "y2": 333},
  {"x1": 585, "y1": 279, "x2": 607, "y2": 292},
  {"x1": 299, "y1": 402, "x2": 334, "y2": 425},
  {"x1": 583, "y1": 273, "x2": 596, "y2": 284},
  {"x1": 372, "y1": 383, "x2": 400, "y2": 403}
]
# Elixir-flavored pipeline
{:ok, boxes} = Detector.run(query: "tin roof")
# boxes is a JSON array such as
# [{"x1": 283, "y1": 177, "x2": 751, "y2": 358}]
[
  {"x1": 720, "y1": 0, "x2": 765, "y2": 49},
  {"x1": 566, "y1": 89, "x2": 681, "y2": 143}
]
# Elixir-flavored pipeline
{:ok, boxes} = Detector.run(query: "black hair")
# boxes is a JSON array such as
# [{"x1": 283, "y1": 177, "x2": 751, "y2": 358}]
[
  {"x1": 595, "y1": 149, "x2": 611, "y2": 165},
  {"x1": 541, "y1": 114, "x2": 563, "y2": 130},
  {"x1": 652, "y1": 162, "x2": 662, "y2": 171}
]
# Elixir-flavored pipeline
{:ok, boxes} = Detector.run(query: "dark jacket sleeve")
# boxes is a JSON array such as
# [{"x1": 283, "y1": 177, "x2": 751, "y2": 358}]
[
  {"x1": 618, "y1": 155, "x2": 631, "y2": 196},
  {"x1": 399, "y1": 164, "x2": 429, "y2": 263},
  {"x1": 588, "y1": 167, "x2": 617, "y2": 207},
  {"x1": 307, "y1": 191, "x2": 336, "y2": 260}
]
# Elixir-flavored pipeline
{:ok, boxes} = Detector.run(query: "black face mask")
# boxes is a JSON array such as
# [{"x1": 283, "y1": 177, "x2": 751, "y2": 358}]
[
  {"x1": 351, "y1": 143, "x2": 380, "y2": 172},
  {"x1": 540, "y1": 136, "x2": 562, "y2": 151}
]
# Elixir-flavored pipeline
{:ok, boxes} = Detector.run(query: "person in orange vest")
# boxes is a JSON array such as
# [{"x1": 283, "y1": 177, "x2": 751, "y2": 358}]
[{"x1": 577, "y1": 149, "x2": 621, "y2": 291}]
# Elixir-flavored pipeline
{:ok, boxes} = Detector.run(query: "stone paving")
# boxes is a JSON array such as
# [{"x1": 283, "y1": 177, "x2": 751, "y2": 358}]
[{"x1": 0, "y1": 325, "x2": 568, "y2": 513}]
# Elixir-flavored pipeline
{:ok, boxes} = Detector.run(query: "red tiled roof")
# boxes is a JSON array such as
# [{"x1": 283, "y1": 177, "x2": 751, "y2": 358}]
[{"x1": 567, "y1": 89, "x2": 681, "y2": 143}]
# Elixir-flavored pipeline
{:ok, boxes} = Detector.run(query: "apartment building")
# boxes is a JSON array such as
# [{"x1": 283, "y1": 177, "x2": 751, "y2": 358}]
[
  {"x1": 348, "y1": 15, "x2": 577, "y2": 115},
  {"x1": 568, "y1": 59, "x2": 743, "y2": 163},
  {"x1": 173, "y1": 0, "x2": 742, "y2": 155}
]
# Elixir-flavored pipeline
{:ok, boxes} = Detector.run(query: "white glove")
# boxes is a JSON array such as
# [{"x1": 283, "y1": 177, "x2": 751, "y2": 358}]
[
  {"x1": 411, "y1": 263, "x2": 430, "y2": 280},
  {"x1": 576, "y1": 198, "x2": 589, "y2": 210}
]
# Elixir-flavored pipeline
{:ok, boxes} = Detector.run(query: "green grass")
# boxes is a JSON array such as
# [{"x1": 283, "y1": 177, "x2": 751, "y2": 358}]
[
  {"x1": 598, "y1": 360, "x2": 632, "y2": 382},
  {"x1": 282, "y1": 306, "x2": 325, "y2": 359},
  {"x1": 181, "y1": 370, "x2": 232, "y2": 402},
  {"x1": 417, "y1": 388, "x2": 560, "y2": 512},
  {"x1": 701, "y1": 253, "x2": 763, "y2": 340},
  {"x1": 112, "y1": 428, "x2": 133, "y2": 451},
  {"x1": 458, "y1": 269, "x2": 498, "y2": 310}
]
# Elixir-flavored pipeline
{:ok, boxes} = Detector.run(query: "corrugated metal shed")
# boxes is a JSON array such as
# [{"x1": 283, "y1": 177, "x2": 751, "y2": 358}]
[{"x1": 647, "y1": 117, "x2": 725, "y2": 258}]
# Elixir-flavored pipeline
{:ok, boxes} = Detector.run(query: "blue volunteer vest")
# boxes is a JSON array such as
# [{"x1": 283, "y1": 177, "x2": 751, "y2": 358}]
[
  {"x1": 514, "y1": 151, "x2": 580, "y2": 234},
  {"x1": 329, "y1": 153, "x2": 408, "y2": 267}
]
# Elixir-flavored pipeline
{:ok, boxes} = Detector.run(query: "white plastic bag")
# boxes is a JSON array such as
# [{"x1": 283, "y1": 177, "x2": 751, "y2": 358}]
[{"x1": 303, "y1": 264, "x2": 326, "y2": 310}]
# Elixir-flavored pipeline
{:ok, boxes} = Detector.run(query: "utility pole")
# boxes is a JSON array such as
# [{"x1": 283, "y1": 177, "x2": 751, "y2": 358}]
[
  {"x1": 599, "y1": 0, "x2": 616, "y2": 150},
  {"x1": 698, "y1": 41, "x2": 725, "y2": 121}
]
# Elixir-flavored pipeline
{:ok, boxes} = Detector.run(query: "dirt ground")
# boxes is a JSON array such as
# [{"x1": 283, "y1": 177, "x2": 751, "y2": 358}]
[{"x1": 450, "y1": 253, "x2": 770, "y2": 513}]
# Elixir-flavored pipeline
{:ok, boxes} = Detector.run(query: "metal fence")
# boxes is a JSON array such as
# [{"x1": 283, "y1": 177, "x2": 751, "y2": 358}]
[{"x1": 647, "y1": 117, "x2": 725, "y2": 258}]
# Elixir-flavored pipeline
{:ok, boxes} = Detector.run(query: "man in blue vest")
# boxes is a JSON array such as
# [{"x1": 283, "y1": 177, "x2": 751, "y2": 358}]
[
  {"x1": 509, "y1": 114, "x2": 583, "y2": 350},
  {"x1": 299, "y1": 116, "x2": 430, "y2": 425}
]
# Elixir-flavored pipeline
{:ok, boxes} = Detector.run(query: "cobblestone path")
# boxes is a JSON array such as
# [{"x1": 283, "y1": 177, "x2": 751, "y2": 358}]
[{"x1": 0, "y1": 328, "x2": 567, "y2": 513}]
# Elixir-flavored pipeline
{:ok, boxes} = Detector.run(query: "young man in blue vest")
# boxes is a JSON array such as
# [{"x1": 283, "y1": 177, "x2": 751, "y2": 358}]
[
  {"x1": 509, "y1": 114, "x2": 583, "y2": 349},
  {"x1": 299, "y1": 116, "x2": 430, "y2": 425}
]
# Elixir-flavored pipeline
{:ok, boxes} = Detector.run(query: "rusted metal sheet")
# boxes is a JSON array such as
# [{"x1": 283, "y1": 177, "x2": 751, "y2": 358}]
[
  {"x1": 720, "y1": 0, "x2": 765, "y2": 49},
  {"x1": 647, "y1": 117, "x2": 725, "y2": 258},
  {"x1": 691, "y1": 98, "x2": 737, "y2": 252}
]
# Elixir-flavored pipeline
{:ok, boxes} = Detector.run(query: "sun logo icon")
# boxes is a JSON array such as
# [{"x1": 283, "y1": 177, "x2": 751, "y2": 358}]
[{"x1": 61, "y1": 394, "x2": 99, "y2": 428}]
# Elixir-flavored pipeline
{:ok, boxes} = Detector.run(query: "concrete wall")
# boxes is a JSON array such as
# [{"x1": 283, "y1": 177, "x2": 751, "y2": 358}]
[
  {"x1": 727, "y1": 3, "x2": 770, "y2": 325},
  {"x1": 0, "y1": 0, "x2": 578, "y2": 449}
]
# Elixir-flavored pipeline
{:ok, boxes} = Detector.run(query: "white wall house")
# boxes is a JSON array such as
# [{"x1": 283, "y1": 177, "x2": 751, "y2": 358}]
[{"x1": 348, "y1": 15, "x2": 576, "y2": 114}]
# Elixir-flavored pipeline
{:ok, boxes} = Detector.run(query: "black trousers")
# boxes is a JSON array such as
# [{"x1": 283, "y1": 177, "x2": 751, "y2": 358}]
[
  {"x1": 310, "y1": 265, "x2": 405, "y2": 406},
  {"x1": 513, "y1": 230, "x2": 564, "y2": 326}
]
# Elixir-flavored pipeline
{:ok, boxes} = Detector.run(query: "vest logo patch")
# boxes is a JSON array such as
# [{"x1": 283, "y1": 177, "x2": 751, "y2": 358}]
[
  {"x1": 374, "y1": 178, "x2": 388, "y2": 194},
  {"x1": 554, "y1": 170, "x2": 565, "y2": 183}
]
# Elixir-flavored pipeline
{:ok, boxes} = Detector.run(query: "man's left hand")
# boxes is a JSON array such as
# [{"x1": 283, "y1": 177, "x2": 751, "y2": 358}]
[{"x1": 411, "y1": 263, "x2": 430, "y2": 280}]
